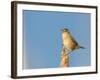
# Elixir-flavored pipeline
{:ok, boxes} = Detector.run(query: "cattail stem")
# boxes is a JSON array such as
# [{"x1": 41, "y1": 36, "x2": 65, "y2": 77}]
[{"x1": 60, "y1": 47, "x2": 69, "y2": 67}]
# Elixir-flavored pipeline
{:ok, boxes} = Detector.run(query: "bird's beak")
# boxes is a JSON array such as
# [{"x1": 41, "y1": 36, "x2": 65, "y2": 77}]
[{"x1": 61, "y1": 29, "x2": 63, "y2": 32}]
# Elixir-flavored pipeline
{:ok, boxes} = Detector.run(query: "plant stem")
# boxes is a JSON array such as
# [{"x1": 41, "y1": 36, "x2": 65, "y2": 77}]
[{"x1": 60, "y1": 48, "x2": 69, "y2": 67}]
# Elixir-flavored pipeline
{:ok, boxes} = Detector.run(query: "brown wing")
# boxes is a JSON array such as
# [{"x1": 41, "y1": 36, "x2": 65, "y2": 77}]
[{"x1": 70, "y1": 33, "x2": 79, "y2": 50}]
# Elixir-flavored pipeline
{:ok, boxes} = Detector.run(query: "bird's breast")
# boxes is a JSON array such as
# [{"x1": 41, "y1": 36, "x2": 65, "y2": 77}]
[{"x1": 62, "y1": 32, "x2": 76, "y2": 51}]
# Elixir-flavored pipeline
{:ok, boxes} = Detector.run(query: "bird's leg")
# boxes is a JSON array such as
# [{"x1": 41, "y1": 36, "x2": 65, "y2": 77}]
[
  {"x1": 65, "y1": 48, "x2": 71, "y2": 55},
  {"x1": 62, "y1": 45, "x2": 71, "y2": 55}
]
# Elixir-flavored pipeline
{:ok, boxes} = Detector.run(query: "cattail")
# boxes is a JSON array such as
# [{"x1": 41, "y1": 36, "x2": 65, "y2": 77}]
[{"x1": 60, "y1": 47, "x2": 69, "y2": 67}]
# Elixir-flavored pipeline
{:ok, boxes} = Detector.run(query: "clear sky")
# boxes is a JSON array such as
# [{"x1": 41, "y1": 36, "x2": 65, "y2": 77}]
[{"x1": 23, "y1": 10, "x2": 91, "y2": 69}]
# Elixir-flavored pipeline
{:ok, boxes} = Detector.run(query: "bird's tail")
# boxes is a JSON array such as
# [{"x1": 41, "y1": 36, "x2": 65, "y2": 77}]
[{"x1": 77, "y1": 45, "x2": 85, "y2": 49}]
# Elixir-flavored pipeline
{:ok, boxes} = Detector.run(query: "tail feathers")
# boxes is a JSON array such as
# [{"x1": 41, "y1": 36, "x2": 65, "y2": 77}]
[{"x1": 77, "y1": 45, "x2": 85, "y2": 49}]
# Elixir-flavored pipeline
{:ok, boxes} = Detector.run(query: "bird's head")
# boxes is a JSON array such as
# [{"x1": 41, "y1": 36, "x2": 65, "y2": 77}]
[{"x1": 61, "y1": 28, "x2": 69, "y2": 32}]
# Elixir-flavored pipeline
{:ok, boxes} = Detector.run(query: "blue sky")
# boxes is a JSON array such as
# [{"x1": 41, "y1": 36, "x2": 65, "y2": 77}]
[{"x1": 23, "y1": 10, "x2": 91, "y2": 69}]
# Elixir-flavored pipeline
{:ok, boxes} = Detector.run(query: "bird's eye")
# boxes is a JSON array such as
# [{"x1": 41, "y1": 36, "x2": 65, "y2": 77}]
[{"x1": 65, "y1": 29, "x2": 68, "y2": 31}]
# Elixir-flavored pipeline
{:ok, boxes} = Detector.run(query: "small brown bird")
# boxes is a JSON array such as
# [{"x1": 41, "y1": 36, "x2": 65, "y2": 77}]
[{"x1": 62, "y1": 28, "x2": 84, "y2": 53}]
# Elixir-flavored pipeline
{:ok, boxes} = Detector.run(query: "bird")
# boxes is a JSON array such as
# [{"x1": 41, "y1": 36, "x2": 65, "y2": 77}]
[{"x1": 61, "y1": 28, "x2": 84, "y2": 54}]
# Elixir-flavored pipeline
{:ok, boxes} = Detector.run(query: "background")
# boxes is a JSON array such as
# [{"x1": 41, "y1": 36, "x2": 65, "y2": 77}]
[
  {"x1": 23, "y1": 10, "x2": 90, "y2": 69},
  {"x1": 0, "y1": 0, "x2": 99, "y2": 80}
]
